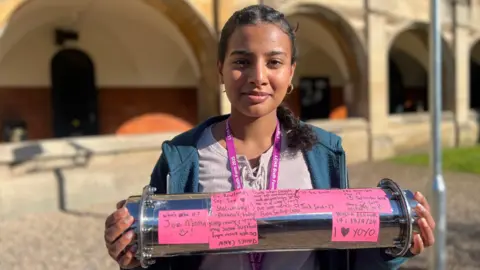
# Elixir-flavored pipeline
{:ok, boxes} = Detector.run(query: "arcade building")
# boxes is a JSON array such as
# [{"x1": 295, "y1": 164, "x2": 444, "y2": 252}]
[{"x1": 0, "y1": 0, "x2": 478, "y2": 163}]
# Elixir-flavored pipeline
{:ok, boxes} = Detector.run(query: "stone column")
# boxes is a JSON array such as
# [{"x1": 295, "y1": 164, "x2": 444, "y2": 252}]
[
  {"x1": 453, "y1": 24, "x2": 476, "y2": 146},
  {"x1": 366, "y1": 11, "x2": 394, "y2": 160}
]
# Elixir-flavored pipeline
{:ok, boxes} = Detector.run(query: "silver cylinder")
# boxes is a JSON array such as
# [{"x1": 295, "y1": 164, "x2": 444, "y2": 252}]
[{"x1": 124, "y1": 179, "x2": 419, "y2": 268}]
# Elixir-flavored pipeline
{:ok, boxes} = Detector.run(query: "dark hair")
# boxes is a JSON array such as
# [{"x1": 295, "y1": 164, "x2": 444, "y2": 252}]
[{"x1": 218, "y1": 4, "x2": 318, "y2": 151}]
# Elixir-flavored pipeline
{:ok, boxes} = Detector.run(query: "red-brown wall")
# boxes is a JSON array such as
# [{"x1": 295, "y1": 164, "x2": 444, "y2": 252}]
[
  {"x1": 0, "y1": 87, "x2": 198, "y2": 142},
  {"x1": 0, "y1": 88, "x2": 53, "y2": 140},
  {"x1": 0, "y1": 85, "x2": 351, "y2": 142},
  {"x1": 98, "y1": 88, "x2": 197, "y2": 134}
]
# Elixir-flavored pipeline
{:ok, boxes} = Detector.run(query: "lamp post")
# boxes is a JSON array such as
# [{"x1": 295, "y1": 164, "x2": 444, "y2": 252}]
[{"x1": 428, "y1": 0, "x2": 447, "y2": 269}]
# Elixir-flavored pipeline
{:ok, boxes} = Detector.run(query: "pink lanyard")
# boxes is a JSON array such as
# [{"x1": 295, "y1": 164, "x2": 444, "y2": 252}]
[{"x1": 225, "y1": 118, "x2": 282, "y2": 270}]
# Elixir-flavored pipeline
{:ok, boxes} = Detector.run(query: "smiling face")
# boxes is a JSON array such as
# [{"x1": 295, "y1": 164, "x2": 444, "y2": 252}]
[{"x1": 219, "y1": 23, "x2": 296, "y2": 118}]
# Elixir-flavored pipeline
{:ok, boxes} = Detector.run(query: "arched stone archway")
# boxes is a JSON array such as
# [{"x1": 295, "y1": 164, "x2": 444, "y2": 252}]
[
  {"x1": 278, "y1": 3, "x2": 366, "y2": 121},
  {"x1": 470, "y1": 40, "x2": 480, "y2": 111},
  {"x1": 0, "y1": 0, "x2": 218, "y2": 140},
  {"x1": 388, "y1": 24, "x2": 454, "y2": 114}
]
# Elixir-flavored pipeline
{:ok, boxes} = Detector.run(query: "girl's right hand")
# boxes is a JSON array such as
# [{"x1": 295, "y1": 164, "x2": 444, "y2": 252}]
[{"x1": 104, "y1": 200, "x2": 140, "y2": 269}]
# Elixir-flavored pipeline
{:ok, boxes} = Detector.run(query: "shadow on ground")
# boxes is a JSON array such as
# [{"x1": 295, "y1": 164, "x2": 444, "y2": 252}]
[{"x1": 62, "y1": 210, "x2": 107, "y2": 219}]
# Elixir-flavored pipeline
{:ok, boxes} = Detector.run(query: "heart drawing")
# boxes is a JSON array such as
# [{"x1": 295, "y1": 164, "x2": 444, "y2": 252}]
[{"x1": 341, "y1": 227, "x2": 350, "y2": 237}]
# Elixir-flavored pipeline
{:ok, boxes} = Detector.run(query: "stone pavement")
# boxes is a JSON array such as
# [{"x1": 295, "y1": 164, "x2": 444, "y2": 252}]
[
  {"x1": 349, "y1": 162, "x2": 480, "y2": 270},
  {"x1": 0, "y1": 161, "x2": 479, "y2": 270}
]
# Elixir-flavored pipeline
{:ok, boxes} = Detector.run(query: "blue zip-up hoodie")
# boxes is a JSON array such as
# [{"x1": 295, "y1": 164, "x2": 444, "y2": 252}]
[{"x1": 142, "y1": 115, "x2": 412, "y2": 270}]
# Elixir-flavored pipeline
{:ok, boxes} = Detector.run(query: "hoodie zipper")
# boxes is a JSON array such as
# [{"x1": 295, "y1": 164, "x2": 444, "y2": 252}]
[
  {"x1": 166, "y1": 173, "x2": 171, "y2": 194},
  {"x1": 339, "y1": 152, "x2": 349, "y2": 189}
]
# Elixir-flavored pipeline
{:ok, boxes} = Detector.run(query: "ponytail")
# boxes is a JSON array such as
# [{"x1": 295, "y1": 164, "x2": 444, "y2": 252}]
[{"x1": 276, "y1": 104, "x2": 318, "y2": 151}]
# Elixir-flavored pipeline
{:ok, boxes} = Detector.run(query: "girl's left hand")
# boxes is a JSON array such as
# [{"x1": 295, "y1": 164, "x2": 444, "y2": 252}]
[{"x1": 410, "y1": 191, "x2": 436, "y2": 255}]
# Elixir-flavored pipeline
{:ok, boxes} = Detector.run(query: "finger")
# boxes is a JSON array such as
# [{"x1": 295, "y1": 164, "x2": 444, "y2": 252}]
[
  {"x1": 410, "y1": 234, "x2": 424, "y2": 255},
  {"x1": 117, "y1": 250, "x2": 140, "y2": 269},
  {"x1": 418, "y1": 218, "x2": 435, "y2": 247},
  {"x1": 416, "y1": 204, "x2": 436, "y2": 230},
  {"x1": 108, "y1": 230, "x2": 135, "y2": 259},
  {"x1": 105, "y1": 215, "x2": 134, "y2": 244},
  {"x1": 105, "y1": 207, "x2": 129, "y2": 228},
  {"x1": 414, "y1": 192, "x2": 431, "y2": 212},
  {"x1": 129, "y1": 244, "x2": 138, "y2": 254},
  {"x1": 116, "y1": 200, "x2": 126, "y2": 209},
  {"x1": 418, "y1": 218, "x2": 428, "y2": 243},
  {"x1": 117, "y1": 250, "x2": 134, "y2": 267}
]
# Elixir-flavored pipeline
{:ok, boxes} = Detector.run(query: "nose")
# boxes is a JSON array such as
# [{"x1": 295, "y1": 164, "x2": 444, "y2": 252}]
[{"x1": 248, "y1": 62, "x2": 268, "y2": 87}]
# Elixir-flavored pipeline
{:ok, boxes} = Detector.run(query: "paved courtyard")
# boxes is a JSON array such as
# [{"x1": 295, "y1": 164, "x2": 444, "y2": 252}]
[{"x1": 0, "y1": 161, "x2": 479, "y2": 270}]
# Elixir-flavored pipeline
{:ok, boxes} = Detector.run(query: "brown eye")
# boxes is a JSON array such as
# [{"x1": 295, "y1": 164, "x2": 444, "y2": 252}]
[
  {"x1": 268, "y1": 60, "x2": 282, "y2": 68},
  {"x1": 233, "y1": 59, "x2": 249, "y2": 67}
]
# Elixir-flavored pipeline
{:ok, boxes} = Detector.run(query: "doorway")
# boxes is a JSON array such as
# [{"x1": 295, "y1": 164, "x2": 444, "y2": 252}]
[
  {"x1": 299, "y1": 77, "x2": 331, "y2": 121},
  {"x1": 389, "y1": 57, "x2": 406, "y2": 114},
  {"x1": 51, "y1": 49, "x2": 98, "y2": 137},
  {"x1": 471, "y1": 59, "x2": 480, "y2": 111}
]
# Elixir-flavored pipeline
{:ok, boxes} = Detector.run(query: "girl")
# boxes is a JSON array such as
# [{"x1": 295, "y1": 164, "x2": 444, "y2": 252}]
[{"x1": 104, "y1": 4, "x2": 435, "y2": 270}]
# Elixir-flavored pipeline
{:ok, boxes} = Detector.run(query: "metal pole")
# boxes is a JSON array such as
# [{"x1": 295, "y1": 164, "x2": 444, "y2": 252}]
[{"x1": 428, "y1": 0, "x2": 447, "y2": 269}]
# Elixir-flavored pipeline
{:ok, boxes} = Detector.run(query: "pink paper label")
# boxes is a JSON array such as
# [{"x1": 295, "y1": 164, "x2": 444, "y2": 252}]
[
  {"x1": 331, "y1": 212, "x2": 379, "y2": 242},
  {"x1": 208, "y1": 188, "x2": 392, "y2": 248},
  {"x1": 209, "y1": 190, "x2": 259, "y2": 249},
  {"x1": 251, "y1": 189, "x2": 335, "y2": 218},
  {"x1": 210, "y1": 190, "x2": 256, "y2": 219},
  {"x1": 252, "y1": 189, "x2": 301, "y2": 218},
  {"x1": 300, "y1": 189, "x2": 392, "y2": 213},
  {"x1": 246, "y1": 188, "x2": 391, "y2": 219},
  {"x1": 156, "y1": 188, "x2": 390, "y2": 249},
  {"x1": 158, "y1": 210, "x2": 209, "y2": 244},
  {"x1": 337, "y1": 189, "x2": 392, "y2": 213},
  {"x1": 208, "y1": 217, "x2": 258, "y2": 249}
]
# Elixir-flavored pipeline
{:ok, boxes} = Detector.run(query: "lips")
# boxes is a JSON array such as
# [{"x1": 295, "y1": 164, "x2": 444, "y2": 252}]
[
  {"x1": 242, "y1": 91, "x2": 271, "y2": 97},
  {"x1": 242, "y1": 91, "x2": 271, "y2": 104}
]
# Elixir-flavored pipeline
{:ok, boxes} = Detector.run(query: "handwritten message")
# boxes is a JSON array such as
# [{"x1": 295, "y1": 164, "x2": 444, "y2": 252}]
[
  {"x1": 301, "y1": 189, "x2": 392, "y2": 213},
  {"x1": 337, "y1": 189, "x2": 392, "y2": 213},
  {"x1": 157, "y1": 188, "x2": 391, "y2": 248},
  {"x1": 210, "y1": 190, "x2": 256, "y2": 219},
  {"x1": 158, "y1": 210, "x2": 209, "y2": 244},
  {"x1": 331, "y1": 212, "x2": 379, "y2": 242},
  {"x1": 208, "y1": 218, "x2": 258, "y2": 249},
  {"x1": 252, "y1": 189, "x2": 335, "y2": 218},
  {"x1": 209, "y1": 190, "x2": 258, "y2": 248}
]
